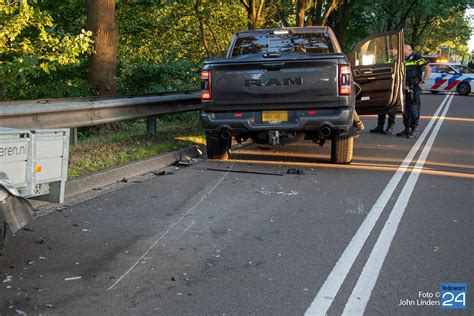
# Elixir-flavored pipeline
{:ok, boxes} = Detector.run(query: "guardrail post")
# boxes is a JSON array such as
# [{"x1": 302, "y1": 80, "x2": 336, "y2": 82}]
[
  {"x1": 147, "y1": 116, "x2": 157, "y2": 135},
  {"x1": 70, "y1": 128, "x2": 78, "y2": 146}
]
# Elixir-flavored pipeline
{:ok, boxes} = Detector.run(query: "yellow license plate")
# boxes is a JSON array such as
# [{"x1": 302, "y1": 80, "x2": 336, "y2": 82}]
[{"x1": 262, "y1": 111, "x2": 288, "y2": 122}]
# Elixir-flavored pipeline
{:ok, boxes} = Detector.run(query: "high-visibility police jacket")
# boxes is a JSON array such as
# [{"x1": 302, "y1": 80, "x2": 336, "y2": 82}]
[{"x1": 405, "y1": 52, "x2": 428, "y2": 84}]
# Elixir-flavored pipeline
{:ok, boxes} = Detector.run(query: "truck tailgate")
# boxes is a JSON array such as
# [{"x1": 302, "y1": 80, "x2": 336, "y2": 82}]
[{"x1": 208, "y1": 58, "x2": 341, "y2": 111}]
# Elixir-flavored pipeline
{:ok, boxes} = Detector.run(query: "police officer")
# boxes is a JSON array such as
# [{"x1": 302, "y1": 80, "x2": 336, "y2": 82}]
[
  {"x1": 370, "y1": 111, "x2": 396, "y2": 135},
  {"x1": 396, "y1": 44, "x2": 431, "y2": 138}
]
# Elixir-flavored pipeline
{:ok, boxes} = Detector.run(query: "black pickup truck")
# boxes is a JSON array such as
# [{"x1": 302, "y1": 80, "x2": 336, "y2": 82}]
[{"x1": 200, "y1": 27, "x2": 405, "y2": 163}]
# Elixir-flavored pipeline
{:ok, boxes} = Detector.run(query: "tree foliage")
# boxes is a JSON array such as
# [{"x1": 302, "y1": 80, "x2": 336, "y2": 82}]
[
  {"x1": 0, "y1": 0, "x2": 471, "y2": 101},
  {"x1": 0, "y1": 0, "x2": 93, "y2": 99}
]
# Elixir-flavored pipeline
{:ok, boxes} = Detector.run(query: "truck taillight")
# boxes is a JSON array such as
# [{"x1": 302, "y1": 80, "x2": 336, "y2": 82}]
[
  {"x1": 201, "y1": 70, "x2": 211, "y2": 100},
  {"x1": 339, "y1": 65, "x2": 352, "y2": 96}
]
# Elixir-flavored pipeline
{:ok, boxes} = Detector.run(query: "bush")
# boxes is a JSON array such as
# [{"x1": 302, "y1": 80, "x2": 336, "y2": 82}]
[
  {"x1": 3, "y1": 63, "x2": 96, "y2": 101},
  {"x1": 117, "y1": 61, "x2": 200, "y2": 95}
]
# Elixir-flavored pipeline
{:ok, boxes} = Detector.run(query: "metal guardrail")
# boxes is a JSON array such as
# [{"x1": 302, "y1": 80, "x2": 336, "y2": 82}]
[{"x1": 0, "y1": 91, "x2": 202, "y2": 129}]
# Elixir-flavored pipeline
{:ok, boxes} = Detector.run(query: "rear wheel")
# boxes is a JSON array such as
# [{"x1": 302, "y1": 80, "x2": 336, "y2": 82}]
[
  {"x1": 430, "y1": 90, "x2": 439, "y2": 94},
  {"x1": 206, "y1": 133, "x2": 230, "y2": 160},
  {"x1": 456, "y1": 82, "x2": 471, "y2": 96},
  {"x1": 331, "y1": 134, "x2": 353, "y2": 164}
]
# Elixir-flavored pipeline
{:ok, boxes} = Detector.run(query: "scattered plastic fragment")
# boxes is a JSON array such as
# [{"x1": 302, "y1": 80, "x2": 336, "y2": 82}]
[
  {"x1": 174, "y1": 159, "x2": 198, "y2": 167},
  {"x1": 2, "y1": 275, "x2": 12, "y2": 283},
  {"x1": 15, "y1": 310, "x2": 27, "y2": 316},
  {"x1": 258, "y1": 190, "x2": 298, "y2": 196},
  {"x1": 287, "y1": 168, "x2": 304, "y2": 175},
  {"x1": 64, "y1": 276, "x2": 82, "y2": 281}
]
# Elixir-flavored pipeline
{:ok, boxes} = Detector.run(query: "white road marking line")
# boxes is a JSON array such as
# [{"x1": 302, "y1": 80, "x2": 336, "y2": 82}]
[
  {"x1": 183, "y1": 221, "x2": 196, "y2": 234},
  {"x1": 342, "y1": 93, "x2": 454, "y2": 315},
  {"x1": 107, "y1": 162, "x2": 234, "y2": 290},
  {"x1": 305, "y1": 93, "x2": 453, "y2": 316}
]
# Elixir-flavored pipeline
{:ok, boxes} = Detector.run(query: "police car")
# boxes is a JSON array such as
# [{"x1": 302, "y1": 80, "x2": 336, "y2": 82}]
[{"x1": 425, "y1": 63, "x2": 473, "y2": 96}]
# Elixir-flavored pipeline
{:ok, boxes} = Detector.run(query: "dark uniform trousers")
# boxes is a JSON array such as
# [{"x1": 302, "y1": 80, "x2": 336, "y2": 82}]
[
  {"x1": 377, "y1": 111, "x2": 396, "y2": 127},
  {"x1": 403, "y1": 85, "x2": 422, "y2": 129}
]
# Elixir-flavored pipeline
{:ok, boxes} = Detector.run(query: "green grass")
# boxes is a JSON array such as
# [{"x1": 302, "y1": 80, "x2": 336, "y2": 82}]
[{"x1": 68, "y1": 116, "x2": 205, "y2": 178}]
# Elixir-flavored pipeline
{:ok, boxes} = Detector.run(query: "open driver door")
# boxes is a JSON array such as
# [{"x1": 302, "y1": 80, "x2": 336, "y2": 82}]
[{"x1": 348, "y1": 30, "x2": 405, "y2": 115}]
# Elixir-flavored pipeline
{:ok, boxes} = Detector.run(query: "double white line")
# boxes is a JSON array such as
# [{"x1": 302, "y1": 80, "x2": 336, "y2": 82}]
[{"x1": 305, "y1": 93, "x2": 455, "y2": 316}]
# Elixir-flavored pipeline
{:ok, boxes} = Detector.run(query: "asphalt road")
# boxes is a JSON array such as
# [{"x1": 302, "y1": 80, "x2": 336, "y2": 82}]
[{"x1": 1, "y1": 92, "x2": 473, "y2": 315}]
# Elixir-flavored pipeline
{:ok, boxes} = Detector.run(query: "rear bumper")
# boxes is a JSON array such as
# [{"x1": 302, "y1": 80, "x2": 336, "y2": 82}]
[{"x1": 201, "y1": 108, "x2": 354, "y2": 135}]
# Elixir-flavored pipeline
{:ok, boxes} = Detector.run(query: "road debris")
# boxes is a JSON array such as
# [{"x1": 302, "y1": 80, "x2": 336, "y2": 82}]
[
  {"x1": 174, "y1": 159, "x2": 198, "y2": 167},
  {"x1": 2, "y1": 275, "x2": 13, "y2": 283},
  {"x1": 15, "y1": 310, "x2": 27, "y2": 316},
  {"x1": 55, "y1": 205, "x2": 69, "y2": 212},
  {"x1": 26, "y1": 260, "x2": 35, "y2": 265},
  {"x1": 153, "y1": 170, "x2": 174, "y2": 176},
  {"x1": 64, "y1": 276, "x2": 82, "y2": 281},
  {"x1": 45, "y1": 304, "x2": 54, "y2": 308},
  {"x1": 35, "y1": 239, "x2": 45, "y2": 245},
  {"x1": 206, "y1": 168, "x2": 283, "y2": 176},
  {"x1": 258, "y1": 190, "x2": 299, "y2": 196},
  {"x1": 287, "y1": 168, "x2": 304, "y2": 175}
]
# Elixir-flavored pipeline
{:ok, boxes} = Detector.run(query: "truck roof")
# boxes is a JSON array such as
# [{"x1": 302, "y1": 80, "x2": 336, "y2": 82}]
[{"x1": 235, "y1": 26, "x2": 330, "y2": 37}]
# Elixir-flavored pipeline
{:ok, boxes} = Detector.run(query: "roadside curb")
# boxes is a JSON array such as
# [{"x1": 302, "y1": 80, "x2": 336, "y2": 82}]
[{"x1": 64, "y1": 145, "x2": 204, "y2": 199}]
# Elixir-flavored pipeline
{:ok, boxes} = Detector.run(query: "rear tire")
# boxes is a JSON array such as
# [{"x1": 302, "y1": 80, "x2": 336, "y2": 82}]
[
  {"x1": 456, "y1": 82, "x2": 470, "y2": 96},
  {"x1": 206, "y1": 134, "x2": 230, "y2": 160},
  {"x1": 331, "y1": 134, "x2": 353, "y2": 164}
]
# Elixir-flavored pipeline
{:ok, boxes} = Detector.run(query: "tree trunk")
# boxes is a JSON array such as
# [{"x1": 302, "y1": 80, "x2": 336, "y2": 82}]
[
  {"x1": 195, "y1": 0, "x2": 211, "y2": 58},
  {"x1": 321, "y1": 0, "x2": 339, "y2": 26},
  {"x1": 250, "y1": 0, "x2": 257, "y2": 29},
  {"x1": 86, "y1": 0, "x2": 118, "y2": 96},
  {"x1": 313, "y1": 0, "x2": 324, "y2": 25},
  {"x1": 296, "y1": 0, "x2": 306, "y2": 27},
  {"x1": 206, "y1": 19, "x2": 224, "y2": 57},
  {"x1": 332, "y1": 0, "x2": 353, "y2": 50},
  {"x1": 0, "y1": 82, "x2": 4, "y2": 101}
]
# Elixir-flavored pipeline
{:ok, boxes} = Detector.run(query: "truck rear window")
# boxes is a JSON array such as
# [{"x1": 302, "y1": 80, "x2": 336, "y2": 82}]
[{"x1": 231, "y1": 32, "x2": 335, "y2": 57}]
